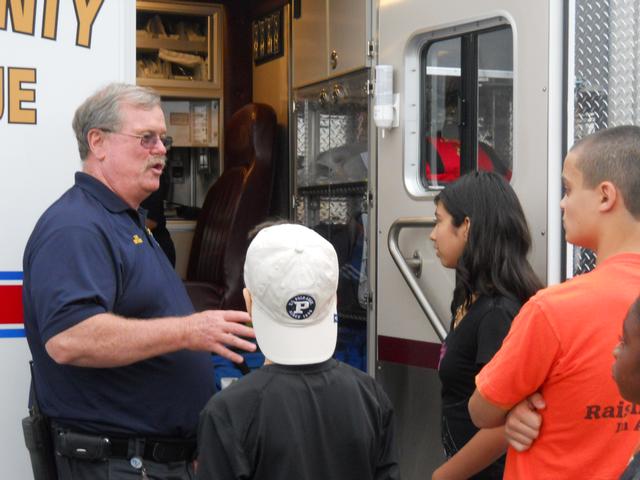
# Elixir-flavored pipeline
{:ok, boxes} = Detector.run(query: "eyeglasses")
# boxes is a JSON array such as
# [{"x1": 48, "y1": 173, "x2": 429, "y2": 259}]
[{"x1": 101, "y1": 129, "x2": 173, "y2": 150}]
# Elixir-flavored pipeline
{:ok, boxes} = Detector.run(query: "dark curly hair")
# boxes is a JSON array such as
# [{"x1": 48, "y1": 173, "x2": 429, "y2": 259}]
[{"x1": 435, "y1": 171, "x2": 543, "y2": 321}]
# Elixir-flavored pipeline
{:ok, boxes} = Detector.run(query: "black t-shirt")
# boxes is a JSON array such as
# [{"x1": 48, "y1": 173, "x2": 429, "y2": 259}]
[
  {"x1": 437, "y1": 295, "x2": 520, "y2": 478},
  {"x1": 439, "y1": 295, "x2": 520, "y2": 407},
  {"x1": 197, "y1": 359, "x2": 400, "y2": 480}
]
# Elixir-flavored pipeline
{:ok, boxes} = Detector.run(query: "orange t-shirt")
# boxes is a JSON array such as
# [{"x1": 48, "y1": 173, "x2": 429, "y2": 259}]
[{"x1": 476, "y1": 253, "x2": 640, "y2": 480}]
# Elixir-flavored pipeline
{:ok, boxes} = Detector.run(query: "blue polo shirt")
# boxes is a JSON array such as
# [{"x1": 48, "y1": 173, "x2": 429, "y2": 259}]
[{"x1": 23, "y1": 172, "x2": 214, "y2": 437}]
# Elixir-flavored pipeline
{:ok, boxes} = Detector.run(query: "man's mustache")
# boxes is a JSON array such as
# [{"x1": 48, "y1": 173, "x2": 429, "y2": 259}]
[{"x1": 148, "y1": 155, "x2": 166, "y2": 168}]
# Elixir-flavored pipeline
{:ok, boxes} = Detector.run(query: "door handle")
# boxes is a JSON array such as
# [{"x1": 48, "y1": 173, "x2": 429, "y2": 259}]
[
  {"x1": 330, "y1": 49, "x2": 338, "y2": 70},
  {"x1": 332, "y1": 83, "x2": 345, "y2": 103},
  {"x1": 318, "y1": 88, "x2": 329, "y2": 106},
  {"x1": 388, "y1": 216, "x2": 447, "y2": 341}
]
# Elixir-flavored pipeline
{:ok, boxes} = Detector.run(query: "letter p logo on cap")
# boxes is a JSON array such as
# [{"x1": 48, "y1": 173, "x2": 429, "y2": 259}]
[{"x1": 287, "y1": 295, "x2": 316, "y2": 320}]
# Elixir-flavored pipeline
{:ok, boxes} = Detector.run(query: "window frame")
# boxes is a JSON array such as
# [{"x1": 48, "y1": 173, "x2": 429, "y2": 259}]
[{"x1": 402, "y1": 16, "x2": 513, "y2": 198}]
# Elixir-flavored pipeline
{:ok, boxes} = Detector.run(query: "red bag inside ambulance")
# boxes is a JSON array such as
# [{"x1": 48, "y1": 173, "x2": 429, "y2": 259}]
[{"x1": 424, "y1": 136, "x2": 512, "y2": 183}]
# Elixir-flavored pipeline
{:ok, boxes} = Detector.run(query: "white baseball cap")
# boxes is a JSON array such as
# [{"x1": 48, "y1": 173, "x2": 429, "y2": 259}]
[{"x1": 244, "y1": 224, "x2": 339, "y2": 365}]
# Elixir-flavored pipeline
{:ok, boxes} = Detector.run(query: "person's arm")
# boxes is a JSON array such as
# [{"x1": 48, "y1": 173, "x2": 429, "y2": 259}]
[
  {"x1": 45, "y1": 309, "x2": 255, "y2": 367},
  {"x1": 466, "y1": 303, "x2": 516, "y2": 428},
  {"x1": 504, "y1": 393, "x2": 545, "y2": 452},
  {"x1": 375, "y1": 386, "x2": 401, "y2": 480},
  {"x1": 470, "y1": 300, "x2": 559, "y2": 429},
  {"x1": 432, "y1": 426, "x2": 506, "y2": 480},
  {"x1": 468, "y1": 389, "x2": 511, "y2": 428},
  {"x1": 196, "y1": 409, "x2": 242, "y2": 480}
]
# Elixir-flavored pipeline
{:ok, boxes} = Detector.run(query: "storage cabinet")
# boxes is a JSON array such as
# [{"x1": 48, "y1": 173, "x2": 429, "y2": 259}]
[
  {"x1": 291, "y1": 0, "x2": 327, "y2": 88},
  {"x1": 292, "y1": 0, "x2": 370, "y2": 88},
  {"x1": 136, "y1": 1, "x2": 223, "y2": 98},
  {"x1": 136, "y1": 1, "x2": 224, "y2": 214},
  {"x1": 292, "y1": 69, "x2": 370, "y2": 369},
  {"x1": 162, "y1": 99, "x2": 220, "y2": 148},
  {"x1": 293, "y1": 70, "x2": 370, "y2": 320},
  {"x1": 328, "y1": 0, "x2": 368, "y2": 77}
]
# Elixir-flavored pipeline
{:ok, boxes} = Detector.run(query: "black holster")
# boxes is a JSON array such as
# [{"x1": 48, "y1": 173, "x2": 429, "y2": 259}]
[
  {"x1": 23, "y1": 359, "x2": 58, "y2": 480},
  {"x1": 22, "y1": 409, "x2": 58, "y2": 480}
]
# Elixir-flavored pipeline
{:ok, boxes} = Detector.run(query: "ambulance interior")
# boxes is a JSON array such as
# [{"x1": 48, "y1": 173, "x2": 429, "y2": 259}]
[
  {"x1": 139, "y1": 0, "x2": 368, "y2": 378},
  {"x1": 138, "y1": 0, "x2": 515, "y2": 395}
]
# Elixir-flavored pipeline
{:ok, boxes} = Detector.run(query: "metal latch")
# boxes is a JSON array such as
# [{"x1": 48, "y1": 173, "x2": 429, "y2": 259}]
[
  {"x1": 406, "y1": 251, "x2": 422, "y2": 278},
  {"x1": 365, "y1": 79, "x2": 374, "y2": 97},
  {"x1": 367, "y1": 40, "x2": 376, "y2": 58}
]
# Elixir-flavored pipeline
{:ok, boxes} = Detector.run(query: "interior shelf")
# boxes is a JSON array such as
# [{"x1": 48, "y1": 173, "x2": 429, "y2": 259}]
[
  {"x1": 136, "y1": 1, "x2": 222, "y2": 95},
  {"x1": 137, "y1": 36, "x2": 208, "y2": 53},
  {"x1": 297, "y1": 181, "x2": 368, "y2": 196}
]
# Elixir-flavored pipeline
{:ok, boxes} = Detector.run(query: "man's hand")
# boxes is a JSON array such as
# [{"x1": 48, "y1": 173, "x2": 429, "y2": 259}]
[
  {"x1": 46, "y1": 310, "x2": 256, "y2": 368},
  {"x1": 504, "y1": 393, "x2": 546, "y2": 452},
  {"x1": 186, "y1": 310, "x2": 256, "y2": 363}
]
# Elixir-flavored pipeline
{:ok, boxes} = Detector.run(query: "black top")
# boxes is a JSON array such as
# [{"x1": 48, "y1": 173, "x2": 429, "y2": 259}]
[
  {"x1": 621, "y1": 452, "x2": 640, "y2": 480},
  {"x1": 439, "y1": 295, "x2": 520, "y2": 407},
  {"x1": 197, "y1": 359, "x2": 401, "y2": 480},
  {"x1": 23, "y1": 172, "x2": 214, "y2": 437},
  {"x1": 438, "y1": 295, "x2": 520, "y2": 478}
]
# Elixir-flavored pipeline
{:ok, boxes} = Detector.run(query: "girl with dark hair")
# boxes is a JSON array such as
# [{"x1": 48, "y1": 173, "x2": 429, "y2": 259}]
[{"x1": 430, "y1": 171, "x2": 543, "y2": 480}]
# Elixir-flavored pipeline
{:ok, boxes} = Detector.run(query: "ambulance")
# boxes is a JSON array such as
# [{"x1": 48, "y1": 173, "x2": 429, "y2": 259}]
[{"x1": 0, "y1": 0, "x2": 628, "y2": 477}]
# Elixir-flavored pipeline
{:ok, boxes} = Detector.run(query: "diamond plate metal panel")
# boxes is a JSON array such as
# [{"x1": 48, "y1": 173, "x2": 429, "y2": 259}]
[
  {"x1": 319, "y1": 109, "x2": 368, "y2": 154},
  {"x1": 573, "y1": 0, "x2": 640, "y2": 274},
  {"x1": 294, "y1": 195, "x2": 306, "y2": 224},
  {"x1": 320, "y1": 114, "x2": 347, "y2": 152},
  {"x1": 296, "y1": 112, "x2": 307, "y2": 157}
]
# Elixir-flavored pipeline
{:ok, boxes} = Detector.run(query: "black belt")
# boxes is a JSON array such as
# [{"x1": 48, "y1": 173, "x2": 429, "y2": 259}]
[
  {"x1": 53, "y1": 428, "x2": 196, "y2": 463},
  {"x1": 109, "y1": 437, "x2": 196, "y2": 463}
]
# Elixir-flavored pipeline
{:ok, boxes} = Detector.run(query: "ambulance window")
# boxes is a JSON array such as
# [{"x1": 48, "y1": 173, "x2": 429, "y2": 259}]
[{"x1": 421, "y1": 26, "x2": 513, "y2": 188}]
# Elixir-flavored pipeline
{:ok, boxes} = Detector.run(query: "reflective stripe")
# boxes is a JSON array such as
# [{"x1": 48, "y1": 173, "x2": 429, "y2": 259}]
[
  {"x1": 0, "y1": 285, "x2": 23, "y2": 324},
  {"x1": 0, "y1": 272, "x2": 23, "y2": 281},
  {"x1": 0, "y1": 329, "x2": 25, "y2": 338}
]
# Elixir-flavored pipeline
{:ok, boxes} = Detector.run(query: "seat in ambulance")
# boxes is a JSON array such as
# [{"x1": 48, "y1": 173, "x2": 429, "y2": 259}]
[{"x1": 184, "y1": 103, "x2": 277, "y2": 312}]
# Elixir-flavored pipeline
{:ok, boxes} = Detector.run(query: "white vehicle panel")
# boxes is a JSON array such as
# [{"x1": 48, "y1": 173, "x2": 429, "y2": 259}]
[{"x1": 0, "y1": 1, "x2": 135, "y2": 477}]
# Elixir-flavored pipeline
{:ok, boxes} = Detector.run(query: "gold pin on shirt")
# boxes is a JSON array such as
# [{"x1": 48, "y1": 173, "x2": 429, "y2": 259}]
[{"x1": 132, "y1": 234, "x2": 144, "y2": 245}]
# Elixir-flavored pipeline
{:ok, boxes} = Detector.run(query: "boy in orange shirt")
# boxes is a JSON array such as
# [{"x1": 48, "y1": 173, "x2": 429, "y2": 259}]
[
  {"x1": 468, "y1": 126, "x2": 640, "y2": 479},
  {"x1": 503, "y1": 296, "x2": 640, "y2": 479}
]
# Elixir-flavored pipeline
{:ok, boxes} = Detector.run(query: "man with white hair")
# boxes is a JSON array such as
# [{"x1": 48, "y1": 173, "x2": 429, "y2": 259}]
[{"x1": 23, "y1": 83, "x2": 255, "y2": 479}]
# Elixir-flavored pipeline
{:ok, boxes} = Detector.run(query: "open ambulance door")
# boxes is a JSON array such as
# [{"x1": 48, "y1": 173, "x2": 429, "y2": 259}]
[{"x1": 373, "y1": 0, "x2": 564, "y2": 476}]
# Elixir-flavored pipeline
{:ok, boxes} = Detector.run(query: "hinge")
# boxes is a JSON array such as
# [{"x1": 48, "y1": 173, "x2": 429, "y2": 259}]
[
  {"x1": 368, "y1": 191, "x2": 374, "y2": 208},
  {"x1": 365, "y1": 79, "x2": 374, "y2": 97},
  {"x1": 367, "y1": 40, "x2": 376, "y2": 59}
]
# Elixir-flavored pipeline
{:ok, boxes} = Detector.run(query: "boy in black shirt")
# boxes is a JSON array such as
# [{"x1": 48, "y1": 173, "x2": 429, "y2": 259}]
[{"x1": 196, "y1": 223, "x2": 400, "y2": 480}]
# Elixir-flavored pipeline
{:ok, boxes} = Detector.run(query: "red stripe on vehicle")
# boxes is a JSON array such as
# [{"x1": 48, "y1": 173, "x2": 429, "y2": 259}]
[
  {"x1": 378, "y1": 335, "x2": 441, "y2": 369},
  {"x1": 0, "y1": 286, "x2": 23, "y2": 324}
]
